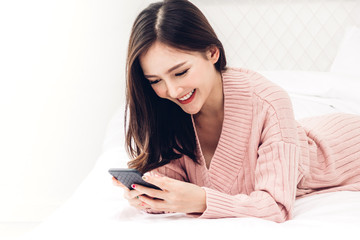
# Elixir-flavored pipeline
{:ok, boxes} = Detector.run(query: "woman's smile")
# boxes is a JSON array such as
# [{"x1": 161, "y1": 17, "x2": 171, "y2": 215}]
[{"x1": 177, "y1": 89, "x2": 196, "y2": 104}]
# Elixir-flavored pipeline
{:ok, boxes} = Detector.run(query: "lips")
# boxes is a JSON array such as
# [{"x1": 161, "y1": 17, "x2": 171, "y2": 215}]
[{"x1": 177, "y1": 89, "x2": 196, "y2": 104}]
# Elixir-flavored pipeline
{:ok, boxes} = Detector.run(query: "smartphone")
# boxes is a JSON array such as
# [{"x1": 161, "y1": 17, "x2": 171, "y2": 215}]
[{"x1": 108, "y1": 168, "x2": 161, "y2": 190}]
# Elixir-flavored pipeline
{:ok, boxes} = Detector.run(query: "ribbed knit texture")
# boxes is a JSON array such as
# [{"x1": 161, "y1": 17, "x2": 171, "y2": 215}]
[{"x1": 153, "y1": 68, "x2": 360, "y2": 222}]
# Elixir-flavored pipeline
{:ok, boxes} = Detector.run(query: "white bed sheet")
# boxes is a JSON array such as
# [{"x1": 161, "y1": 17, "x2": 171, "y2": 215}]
[{"x1": 20, "y1": 71, "x2": 360, "y2": 240}]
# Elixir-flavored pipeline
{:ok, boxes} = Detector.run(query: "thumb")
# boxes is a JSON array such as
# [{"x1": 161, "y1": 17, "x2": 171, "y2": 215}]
[{"x1": 142, "y1": 174, "x2": 171, "y2": 190}]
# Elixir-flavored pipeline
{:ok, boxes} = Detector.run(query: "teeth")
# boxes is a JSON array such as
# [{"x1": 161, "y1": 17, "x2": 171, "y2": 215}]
[{"x1": 179, "y1": 89, "x2": 195, "y2": 101}]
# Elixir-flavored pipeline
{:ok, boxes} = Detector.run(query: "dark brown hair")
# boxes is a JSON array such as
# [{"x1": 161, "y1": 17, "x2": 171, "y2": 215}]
[{"x1": 125, "y1": 0, "x2": 227, "y2": 173}]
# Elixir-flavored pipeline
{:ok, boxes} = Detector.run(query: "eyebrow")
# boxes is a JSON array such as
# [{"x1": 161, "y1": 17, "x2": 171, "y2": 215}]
[{"x1": 144, "y1": 61, "x2": 187, "y2": 78}]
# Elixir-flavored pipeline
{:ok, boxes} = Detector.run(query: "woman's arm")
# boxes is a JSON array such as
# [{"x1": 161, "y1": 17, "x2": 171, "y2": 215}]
[
  {"x1": 136, "y1": 141, "x2": 299, "y2": 222},
  {"x1": 199, "y1": 140, "x2": 300, "y2": 222}
]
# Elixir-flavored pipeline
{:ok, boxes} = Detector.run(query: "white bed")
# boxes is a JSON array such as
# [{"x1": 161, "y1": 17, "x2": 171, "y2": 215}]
[{"x1": 18, "y1": 0, "x2": 360, "y2": 239}]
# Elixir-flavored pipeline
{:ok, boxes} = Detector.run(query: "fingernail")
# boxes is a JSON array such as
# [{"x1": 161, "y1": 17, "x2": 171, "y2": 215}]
[
  {"x1": 131, "y1": 184, "x2": 136, "y2": 189},
  {"x1": 142, "y1": 176, "x2": 147, "y2": 181}
]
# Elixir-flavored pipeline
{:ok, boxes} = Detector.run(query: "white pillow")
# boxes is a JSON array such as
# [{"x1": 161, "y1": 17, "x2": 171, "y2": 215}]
[
  {"x1": 331, "y1": 26, "x2": 360, "y2": 77},
  {"x1": 260, "y1": 71, "x2": 332, "y2": 97},
  {"x1": 260, "y1": 71, "x2": 360, "y2": 103}
]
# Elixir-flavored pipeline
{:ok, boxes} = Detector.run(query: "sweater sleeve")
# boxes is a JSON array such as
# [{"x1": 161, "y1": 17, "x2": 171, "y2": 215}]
[
  {"x1": 198, "y1": 88, "x2": 301, "y2": 222},
  {"x1": 200, "y1": 142, "x2": 299, "y2": 222},
  {"x1": 149, "y1": 158, "x2": 188, "y2": 182}
]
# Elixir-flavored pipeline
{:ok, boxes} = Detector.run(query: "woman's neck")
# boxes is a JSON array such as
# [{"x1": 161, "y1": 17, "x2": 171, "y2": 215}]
[{"x1": 194, "y1": 71, "x2": 224, "y2": 124}]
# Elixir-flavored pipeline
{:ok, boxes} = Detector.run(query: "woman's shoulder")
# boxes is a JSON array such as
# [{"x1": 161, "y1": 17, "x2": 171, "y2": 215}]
[
  {"x1": 223, "y1": 67, "x2": 289, "y2": 97},
  {"x1": 222, "y1": 67, "x2": 292, "y2": 110},
  {"x1": 222, "y1": 67, "x2": 275, "y2": 88},
  {"x1": 222, "y1": 67, "x2": 259, "y2": 80}
]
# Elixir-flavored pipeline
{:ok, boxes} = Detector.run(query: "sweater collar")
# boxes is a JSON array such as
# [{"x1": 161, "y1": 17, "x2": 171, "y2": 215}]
[{"x1": 192, "y1": 68, "x2": 254, "y2": 192}]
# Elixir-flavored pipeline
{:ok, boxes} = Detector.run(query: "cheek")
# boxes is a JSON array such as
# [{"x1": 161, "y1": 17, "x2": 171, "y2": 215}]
[
  {"x1": 188, "y1": 71, "x2": 203, "y2": 88},
  {"x1": 152, "y1": 85, "x2": 167, "y2": 98}
]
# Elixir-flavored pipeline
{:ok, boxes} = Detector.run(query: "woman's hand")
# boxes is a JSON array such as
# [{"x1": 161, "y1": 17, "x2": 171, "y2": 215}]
[
  {"x1": 112, "y1": 177, "x2": 152, "y2": 211},
  {"x1": 132, "y1": 174, "x2": 207, "y2": 214}
]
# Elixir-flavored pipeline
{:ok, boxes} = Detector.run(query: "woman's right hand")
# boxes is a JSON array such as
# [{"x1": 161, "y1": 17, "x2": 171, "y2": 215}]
[{"x1": 112, "y1": 176, "x2": 152, "y2": 211}]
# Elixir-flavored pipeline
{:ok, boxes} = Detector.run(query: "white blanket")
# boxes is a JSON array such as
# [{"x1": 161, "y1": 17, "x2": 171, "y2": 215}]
[{"x1": 21, "y1": 71, "x2": 360, "y2": 240}]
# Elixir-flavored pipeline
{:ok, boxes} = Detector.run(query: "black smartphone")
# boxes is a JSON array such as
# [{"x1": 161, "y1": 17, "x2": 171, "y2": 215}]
[{"x1": 108, "y1": 168, "x2": 161, "y2": 190}]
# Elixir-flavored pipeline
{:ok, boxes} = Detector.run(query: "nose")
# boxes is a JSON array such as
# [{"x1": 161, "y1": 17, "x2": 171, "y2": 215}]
[{"x1": 166, "y1": 81, "x2": 183, "y2": 99}]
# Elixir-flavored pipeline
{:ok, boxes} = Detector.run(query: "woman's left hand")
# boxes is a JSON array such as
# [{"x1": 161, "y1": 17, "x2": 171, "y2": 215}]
[{"x1": 132, "y1": 174, "x2": 206, "y2": 214}]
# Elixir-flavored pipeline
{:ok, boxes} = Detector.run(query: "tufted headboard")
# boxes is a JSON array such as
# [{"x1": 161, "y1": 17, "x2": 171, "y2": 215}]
[{"x1": 132, "y1": 0, "x2": 360, "y2": 71}]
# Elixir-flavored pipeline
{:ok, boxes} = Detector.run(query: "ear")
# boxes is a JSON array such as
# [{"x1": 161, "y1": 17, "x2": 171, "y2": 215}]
[{"x1": 206, "y1": 45, "x2": 220, "y2": 64}]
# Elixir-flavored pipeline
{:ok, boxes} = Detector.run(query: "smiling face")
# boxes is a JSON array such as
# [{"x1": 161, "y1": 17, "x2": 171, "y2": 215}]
[{"x1": 139, "y1": 41, "x2": 222, "y2": 115}]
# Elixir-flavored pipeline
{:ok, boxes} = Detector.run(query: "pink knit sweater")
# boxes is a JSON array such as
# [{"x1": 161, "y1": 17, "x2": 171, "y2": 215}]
[{"x1": 152, "y1": 68, "x2": 360, "y2": 222}]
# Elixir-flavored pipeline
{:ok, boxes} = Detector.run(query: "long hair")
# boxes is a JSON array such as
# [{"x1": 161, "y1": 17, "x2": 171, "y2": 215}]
[{"x1": 125, "y1": 0, "x2": 227, "y2": 173}]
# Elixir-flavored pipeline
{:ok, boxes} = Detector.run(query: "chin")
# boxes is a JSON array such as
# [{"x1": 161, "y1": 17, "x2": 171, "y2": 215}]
[
  {"x1": 174, "y1": 98, "x2": 203, "y2": 115},
  {"x1": 181, "y1": 106, "x2": 201, "y2": 115}
]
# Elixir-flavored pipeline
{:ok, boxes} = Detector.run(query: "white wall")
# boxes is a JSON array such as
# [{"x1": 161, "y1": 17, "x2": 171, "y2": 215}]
[{"x1": 0, "y1": 0, "x2": 148, "y2": 222}]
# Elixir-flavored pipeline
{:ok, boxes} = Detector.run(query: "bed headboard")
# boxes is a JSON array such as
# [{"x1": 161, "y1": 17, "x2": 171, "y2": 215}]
[{"x1": 134, "y1": 0, "x2": 360, "y2": 71}]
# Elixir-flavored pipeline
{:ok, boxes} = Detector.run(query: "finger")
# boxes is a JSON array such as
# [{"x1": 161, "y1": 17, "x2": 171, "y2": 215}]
[
  {"x1": 138, "y1": 200, "x2": 152, "y2": 210},
  {"x1": 124, "y1": 189, "x2": 143, "y2": 200},
  {"x1": 128, "y1": 196, "x2": 151, "y2": 209},
  {"x1": 129, "y1": 202, "x2": 152, "y2": 211},
  {"x1": 132, "y1": 184, "x2": 164, "y2": 199},
  {"x1": 139, "y1": 194, "x2": 167, "y2": 212},
  {"x1": 142, "y1": 174, "x2": 172, "y2": 190}
]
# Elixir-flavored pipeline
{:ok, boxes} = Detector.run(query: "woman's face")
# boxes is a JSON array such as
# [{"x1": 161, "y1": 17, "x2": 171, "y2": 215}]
[{"x1": 139, "y1": 41, "x2": 221, "y2": 115}]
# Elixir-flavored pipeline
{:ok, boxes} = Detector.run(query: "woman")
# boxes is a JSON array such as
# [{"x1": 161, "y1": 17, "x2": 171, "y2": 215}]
[{"x1": 112, "y1": 0, "x2": 360, "y2": 222}]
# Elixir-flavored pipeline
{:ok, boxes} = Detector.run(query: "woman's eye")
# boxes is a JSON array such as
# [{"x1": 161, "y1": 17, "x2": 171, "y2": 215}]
[
  {"x1": 149, "y1": 79, "x2": 161, "y2": 85},
  {"x1": 175, "y1": 69, "x2": 189, "y2": 77}
]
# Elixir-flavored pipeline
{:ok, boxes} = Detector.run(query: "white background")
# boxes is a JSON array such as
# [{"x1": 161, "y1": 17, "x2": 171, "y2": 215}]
[{"x1": 0, "y1": 0, "x2": 146, "y2": 223}]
